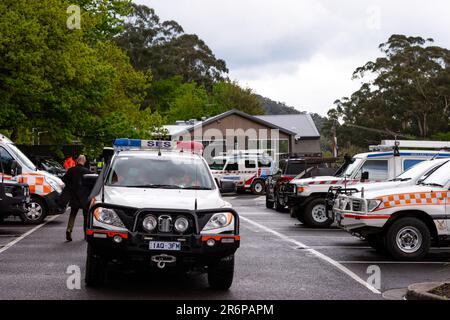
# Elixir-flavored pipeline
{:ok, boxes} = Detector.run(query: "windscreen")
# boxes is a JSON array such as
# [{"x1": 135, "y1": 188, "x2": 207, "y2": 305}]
[
  {"x1": 395, "y1": 160, "x2": 448, "y2": 181},
  {"x1": 338, "y1": 158, "x2": 363, "y2": 177},
  {"x1": 107, "y1": 156, "x2": 214, "y2": 190},
  {"x1": 420, "y1": 161, "x2": 450, "y2": 188},
  {"x1": 285, "y1": 162, "x2": 308, "y2": 175},
  {"x1": 7, "y1": 144, "x2": 36, "y2": 171}
]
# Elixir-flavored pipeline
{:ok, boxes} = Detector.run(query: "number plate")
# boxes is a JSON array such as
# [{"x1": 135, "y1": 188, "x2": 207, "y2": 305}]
[{"x1": 149, "y1": 241, "x2": 181, "y2": 251}]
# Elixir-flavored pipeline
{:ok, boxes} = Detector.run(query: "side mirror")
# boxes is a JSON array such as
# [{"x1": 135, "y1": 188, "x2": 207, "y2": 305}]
[
  {"x1": 11, "y1": 160, "x2": 22, "y2": 176},
  {"x1": 102, "y1": 147, "x2": 115, "y2": 166},
  {"x1": 361, "y1": 171, "x2": 370, "y2": 181},
  {"x1": 82, "y1": 174, "x2": 99, "y2": 189},
  {"x1": 220, "y1": 180, "x2": 236, "y2": 194}
]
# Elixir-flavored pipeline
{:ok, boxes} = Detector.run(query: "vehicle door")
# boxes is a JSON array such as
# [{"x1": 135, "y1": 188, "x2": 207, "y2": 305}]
[
  {"x1": 355, "y1": 159, "x2": 389, "y2": 182},
  {"x1": 223, "y1": 159, "x2": 240, "y2": 184},
  {"x1": 0, "y1": 146, "x2": 15, "y2": 181},
  {"x1": 243, "y1": 158, "x2": 257, "y2": 187}
]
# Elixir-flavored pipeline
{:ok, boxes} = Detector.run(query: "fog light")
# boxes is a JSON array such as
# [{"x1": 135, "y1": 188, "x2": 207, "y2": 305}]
[
  {"x1": 174, "y1": 216, "x2": 189, "y2": 233},
  {"x1": 206, "y1": 239, "x2": 216, "y2": 247},
  {"x1": 143, "y1": 215, "x2": 157, "y2": 232},
  {"x1": 113, "y1": 235, "x2": 123, "y2": 243}
]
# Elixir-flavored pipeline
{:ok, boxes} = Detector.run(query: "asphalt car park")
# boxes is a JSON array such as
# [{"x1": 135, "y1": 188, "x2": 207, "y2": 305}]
[{"x1": 0, "y1": 194, "x2": 449, "y2": 300}]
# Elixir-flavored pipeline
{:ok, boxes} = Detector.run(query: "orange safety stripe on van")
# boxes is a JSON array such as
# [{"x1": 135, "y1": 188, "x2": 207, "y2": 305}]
[
  {"x1": 17, "y1": 173, "x2": 54, "y2": 196},
  {"x1": 374, "y1": 191, "x2": 450, "y2": 211}
]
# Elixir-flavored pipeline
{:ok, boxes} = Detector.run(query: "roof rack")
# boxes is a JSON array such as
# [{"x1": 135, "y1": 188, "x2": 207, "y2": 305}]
[{"x1": 370, "y1": 140, "x2": 450, "y2": 151}]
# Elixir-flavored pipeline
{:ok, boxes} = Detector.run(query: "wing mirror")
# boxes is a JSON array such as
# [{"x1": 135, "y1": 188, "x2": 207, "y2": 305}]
[
  {"x1": 11, "y1": 160, "x2": 22, "y2": 176},
  {"x1": 361, "y1": 171, "x2": 370, "y2": 181}
]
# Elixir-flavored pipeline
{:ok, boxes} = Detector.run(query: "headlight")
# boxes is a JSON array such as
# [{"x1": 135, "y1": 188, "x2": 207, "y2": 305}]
[
  {"x1": 45, "y1": 177, "x2": 62, "y2": 193},
  {"x1": 142, "y1": 215, "x2": 157, "y2": 232},
  {"x1": 367, "y1": 199, "x2": 382, "y2": 212},
  {"x1": 94, "y1": 208, "x2": 125, "y2": 228},
  {"x1": 203, "y1": 212, "x2": 234, "y2": 232},
  {"x1": 174, "y1": 216, "x2": 189, "y2": 233}
]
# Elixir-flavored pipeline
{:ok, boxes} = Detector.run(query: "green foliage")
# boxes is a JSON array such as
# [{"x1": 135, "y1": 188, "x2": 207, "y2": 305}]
[
  {"x1": 166, "y1": 83, "x2": 209, "y2": 123},
  {"x1": 0, "y1": 0, "x2": 164, "y2": 157},
  {"x1": 326, "y1": 34, "x2": 450, "y2": 151},
  {"x1": 210, "y1": 82, "x2": 264, "y2": 116},
  {"x1": 115, "y1": 3, "x2": 228, "y2": 90},
  {"x1": 71, "y1": 0, "x2": 132, "y2": 39}
]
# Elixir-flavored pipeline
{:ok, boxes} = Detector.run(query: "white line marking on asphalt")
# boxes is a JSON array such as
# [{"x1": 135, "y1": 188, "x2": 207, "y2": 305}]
[
  {"x1": 240, "y1": 216, "x2": 382, "y2": 295},
  {"x1": 0, "y1": 215, "x2": 59, "y2": 255},
  {"x1": 338, "y1": 261, "x2": 450, "y2": 265}
]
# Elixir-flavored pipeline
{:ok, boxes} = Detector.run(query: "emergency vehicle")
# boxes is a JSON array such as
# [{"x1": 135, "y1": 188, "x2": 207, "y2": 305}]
[
  {"x1": 333, "y1": 159, "x2": 450, "y2": 261},
  {"x1": 285, "y1": 140, "x2": 450, "y2": 228},
  {"x1": 83, "y1": 139, "x2": 240, "y2": 289},
  {"x1": 326, "y1": 158, "x2": 450, "y2": 217},
  {"x1": 0, "y1": 134, "x2": 64, "y2": 224},
  {"x1": 209, "y1": 151, "x2": 273, "y2": 195}
]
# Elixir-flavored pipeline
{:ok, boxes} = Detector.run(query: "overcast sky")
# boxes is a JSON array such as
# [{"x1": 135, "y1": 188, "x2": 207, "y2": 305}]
[{"x1": 135, "y1": 0, "x2": 450, "y2": 115}]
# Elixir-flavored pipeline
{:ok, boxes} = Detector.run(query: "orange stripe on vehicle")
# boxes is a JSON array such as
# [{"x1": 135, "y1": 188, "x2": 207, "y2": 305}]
[
  {"x1": 201, "y1": 235, "x2": 240, "y2": 242},
  {"x1": 43, "y1": 185, "x2": 52, "y2": 194},
  {"x1": 86, "y1": 229, "x2": 129, "y2": 239},
  {"x1": 35, "y1": 177, "x2": 44, "y2": 185},
  {"x1": 344, "y1": 214, "x2": 390, "y2": 220},
  {"x1": 29, "y1": 185, "x2": 36, "y2": 193}
]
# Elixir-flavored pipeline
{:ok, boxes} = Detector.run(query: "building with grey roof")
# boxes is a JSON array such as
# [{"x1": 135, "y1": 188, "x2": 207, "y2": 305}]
[{"x1": 163, "y1": 109, "x2": 321, "y2": 156}]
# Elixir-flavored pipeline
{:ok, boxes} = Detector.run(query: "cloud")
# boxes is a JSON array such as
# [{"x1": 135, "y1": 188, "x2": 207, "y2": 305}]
[{"x1": 135, "y1": 0, "x2": 450, "y2": 115}]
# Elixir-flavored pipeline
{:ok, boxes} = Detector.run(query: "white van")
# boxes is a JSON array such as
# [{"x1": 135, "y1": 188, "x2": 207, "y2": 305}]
[
  {"x1": 209, "y1": 151, "x2": 273, "y2": 195},
  {"x1": 286, "y1": 141, "x2": 450, "y2": 228},
  {"x1": 0, "y1": 134, "x2": 65, "y2": 223}
]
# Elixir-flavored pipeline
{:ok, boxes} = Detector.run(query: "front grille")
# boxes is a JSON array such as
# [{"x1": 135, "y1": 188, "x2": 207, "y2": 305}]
[
  {"x1": 158, "y1": 215, "x2": 173, "y2": 233},
  {"x1": 352, "y1": 200, "x2": 363, "y2": 212},
  {"x1": 136, "y1": 211, "x2": 195, "y2": 235}
]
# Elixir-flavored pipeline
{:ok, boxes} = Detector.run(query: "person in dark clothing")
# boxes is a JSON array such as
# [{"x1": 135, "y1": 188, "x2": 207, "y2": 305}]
[{"x1": 62, "y1": 155, "x2": 91, "y2": 242}]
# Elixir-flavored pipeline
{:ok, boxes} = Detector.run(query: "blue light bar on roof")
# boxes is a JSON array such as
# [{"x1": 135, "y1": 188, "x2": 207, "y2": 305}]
[
  {"x1": 113, "y1": 138, "x2": 174, "y2": 150},
  {"x1": 114, "y1": 138, "x2": 141, "y2": 148}
]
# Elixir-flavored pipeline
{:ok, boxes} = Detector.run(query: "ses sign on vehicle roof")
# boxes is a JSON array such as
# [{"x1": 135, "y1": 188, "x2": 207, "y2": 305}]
[{"x1": 114, "y1": 139, "x2": 173, "y2": 150}]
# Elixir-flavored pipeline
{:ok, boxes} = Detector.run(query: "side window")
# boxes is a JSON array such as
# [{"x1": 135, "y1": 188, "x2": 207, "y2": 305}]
[
  {"x1": 225, "y1": 161, "x2": 238, "y2": 171},
  {"x1": 245, "y1": 160, "x2": 256, "y2": 169},
  {"x1": 358, "y1": 160, "x2": 389, "y2": 180},
  {"x1": 0, "y1": 147, "x2": 14, "y2": 175},
  {"x1": 403, "y1": 159, "x2": 424, "y2": 171},
  {"x1": 258, "y1": 158, "x2": 271, "y2": 168}
]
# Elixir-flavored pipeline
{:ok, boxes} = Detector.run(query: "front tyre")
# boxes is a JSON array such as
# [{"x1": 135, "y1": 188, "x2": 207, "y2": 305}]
[
  {"x1": 303, "y1": 198, "x2": 333, "y2": 228},
  {"x1": 386, "y1": 218, "x2": 430, "y2": 261},
  {"x1": 85, "y1": 243, "x2": 106, "y2": 287},
  {"x1": 265, "y1": 198, "x2": 274, "y2": 209},
  {"x1": 251, "y1": 180, "x2": 265, "y2": 195},
  {"x1": 274, "y1": 194, "x2": 284, "y2": 212},
  {"x1": 208, "y1": 255, "x2": 235, "y2": 290},
  {"x1": 20, "y1": 196, "x2": 47, "y2": 224}
]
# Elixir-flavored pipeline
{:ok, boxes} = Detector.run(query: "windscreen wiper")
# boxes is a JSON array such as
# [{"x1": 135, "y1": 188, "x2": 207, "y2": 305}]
[
  {"x1": 421, "y1": 182, "x2": 444, "y2": 188},
  {"x1": 181, "y1": 186, "x2": 212, "y2": 190},
  {"x1": 126, "y1": 184, "x2": 182, "y2": 189}
]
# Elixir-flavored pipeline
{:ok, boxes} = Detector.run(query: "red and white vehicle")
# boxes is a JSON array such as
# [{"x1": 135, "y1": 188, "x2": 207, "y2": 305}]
[
  {"x1": 333, "y1": 160, "x2": 450, "y2": 261},
  {"x1": 209, "y1": 151, "x2": 273, "y2": 195},
  {"x1": 285, "y1": 140, "x2": 450, "y2": 228}
]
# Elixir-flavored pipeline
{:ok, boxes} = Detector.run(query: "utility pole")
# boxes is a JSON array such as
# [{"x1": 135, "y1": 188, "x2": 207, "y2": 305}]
[{"x1": 331, "y1": 120, "x2": 338, "y2": 158}]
